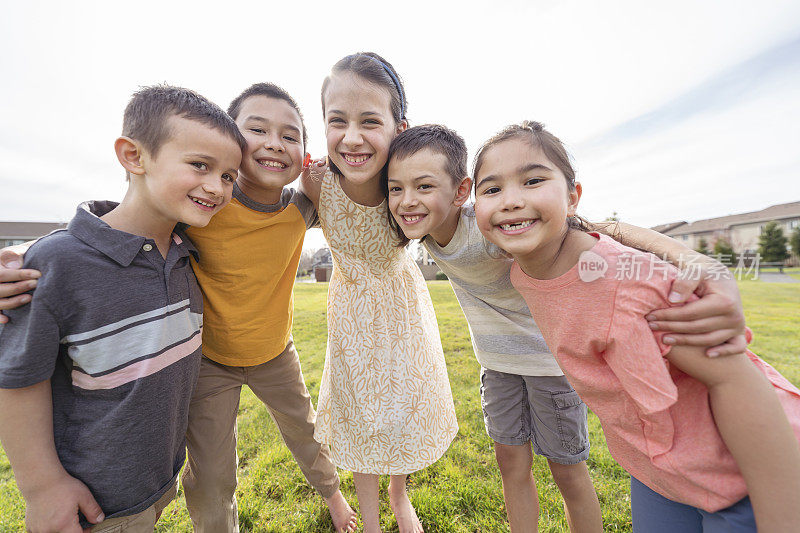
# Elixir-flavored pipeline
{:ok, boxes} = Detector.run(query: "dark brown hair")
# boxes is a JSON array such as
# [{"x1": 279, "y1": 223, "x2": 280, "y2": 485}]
[
  {"x1": 383, "y1": 124, "x2": 467, "y2": 246},
  {"x1": 122, "y1": 84, "x2": 246, "y2": 159},
  {"x1": 321, "y1": 52, "x2": 407, "y2": 124},
  {"x1": 473, "y1": 120, "x2": 590, "y2": 232},
  {"x1": 227, "y1": 82, "x2": 308, "y2": 147}
]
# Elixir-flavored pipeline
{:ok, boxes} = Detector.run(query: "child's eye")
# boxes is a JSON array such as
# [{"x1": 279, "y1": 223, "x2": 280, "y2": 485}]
[
  {"x1": 482, "y1": 186, "x2": 500, "y2": 195},
  {"x1": 388, "y1": 186, "x2": 402, "y2": 193},
  {"x1": 191, "y1": 162, "x2": 208, "y2": 171},
  {"x1": 283, "y1": 135, "x2": 299, "y2": 143},
  {"x1": 364, "y1": 119, "x2": 381, "y2": 126},
  {"x1": 249, "y1": 128, "x2": 265, "y2": 134},
  {"x1": 328, "y1": 117, "x2": 345, "y2": 125},
  {"x1": 418, "y1": 184, "x2": 433, "y2": 190},
  {"x1": 525, "y1": 177, "x2": 544, "y2": 186},
  {"x1": 222, "y1": 173, "x2": 235, "y2": 183}
]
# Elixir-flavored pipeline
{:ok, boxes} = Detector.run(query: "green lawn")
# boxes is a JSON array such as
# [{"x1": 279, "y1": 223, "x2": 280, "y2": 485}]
[{"x1": 1, "y1": 280, "x2": 799, "y2": 532}]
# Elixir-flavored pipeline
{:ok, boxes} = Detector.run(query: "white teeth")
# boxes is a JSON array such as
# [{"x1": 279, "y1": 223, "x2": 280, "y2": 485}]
[
  {"x1": 500, "y1": 220, "x2": 534, "y2": 231},
  {"x1": 192, "y1": 198, "x2": 215, "y2": 207},
  {"x1": 344, "y1": 154, "x2": 370, "y2": 163},
  {"x1": 403, "y1": 215, "x2": 423, "y2": 223},
  {"x1": 258, "y1": 159, "x2": 286, "y2": 169}
]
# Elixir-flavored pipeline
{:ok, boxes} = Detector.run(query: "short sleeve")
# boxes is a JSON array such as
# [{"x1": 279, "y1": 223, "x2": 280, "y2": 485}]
[
  {"x1": 291, "y1": 190, "x2": 320, "y2": 229},
  {"x1": 0, "y1": 251, "x2": 62, "y2": 388},
  {"x1": 604, "y1": 276, "x2": 681, "y2": 416}
]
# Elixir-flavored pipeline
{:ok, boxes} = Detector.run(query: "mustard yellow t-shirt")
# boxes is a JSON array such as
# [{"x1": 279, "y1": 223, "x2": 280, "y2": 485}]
[{"x1": 186, "y1": 184, "x2": 318, "y2": 366}]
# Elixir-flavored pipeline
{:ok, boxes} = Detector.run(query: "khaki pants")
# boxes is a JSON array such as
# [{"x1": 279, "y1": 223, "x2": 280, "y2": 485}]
[
  {"x1": 181, "y1": 340, "x2": 339, "y2": 533},
  {"x1": 90, "y1": 481, "x2": 178, "y2": 533}
]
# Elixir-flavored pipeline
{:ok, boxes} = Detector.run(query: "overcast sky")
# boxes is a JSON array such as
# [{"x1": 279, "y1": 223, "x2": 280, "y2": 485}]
[{"x1": 2, "y1": 1, "x2": 799, "y2": 250}]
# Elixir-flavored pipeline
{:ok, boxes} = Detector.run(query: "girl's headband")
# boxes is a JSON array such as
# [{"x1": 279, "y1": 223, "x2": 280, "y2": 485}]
[{"x1": 345, "y1": 54, "x2": 406, "y2": 118}]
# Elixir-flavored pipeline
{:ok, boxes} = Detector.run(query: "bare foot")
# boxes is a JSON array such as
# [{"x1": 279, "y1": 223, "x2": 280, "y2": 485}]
[
  {"x1": 324, "y1": 490, "x2": 358, "y2": 532},
  {"x1": 389, "y1": 488, "x2": 423, "y2": 533}
]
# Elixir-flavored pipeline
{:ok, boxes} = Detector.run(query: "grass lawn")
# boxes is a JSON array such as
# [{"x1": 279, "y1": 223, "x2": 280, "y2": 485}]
[{"x1": 1, "y1": 280, "x2": 799, "y2": 531}]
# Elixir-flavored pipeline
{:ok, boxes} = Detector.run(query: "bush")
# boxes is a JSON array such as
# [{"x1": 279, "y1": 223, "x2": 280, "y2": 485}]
[
  {"x1": 695, "y1": 237, "x2": 710, "y2": 255},
  {"x1": 790, "y1": 227, "x2": 800, "y2": 258},
  {"x1": 435, "y1": 271, "x2": 448, "y2": 280},
  {"x1": 712, "y1": 238, "x2": 736, "y2": 265}
]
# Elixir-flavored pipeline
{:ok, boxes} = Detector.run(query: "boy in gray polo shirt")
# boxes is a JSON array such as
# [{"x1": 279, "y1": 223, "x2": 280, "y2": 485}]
[
  {"x1": 0, "y1": 85, "x2": 244, "y2": 532},
  {"x1": 384, "y1": 125, "x2": 750, "y2": 532}
]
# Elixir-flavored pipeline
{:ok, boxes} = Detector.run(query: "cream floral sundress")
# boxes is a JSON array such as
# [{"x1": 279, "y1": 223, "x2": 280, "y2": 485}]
[{"x1": 313, "y1": 170, "x2": 458, "y2": 474}]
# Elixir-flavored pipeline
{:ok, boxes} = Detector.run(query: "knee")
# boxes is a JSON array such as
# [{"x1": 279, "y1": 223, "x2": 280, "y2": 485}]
[
  {"x1": 548, "y1": 461, "x2": 590, "y2": 492},
  {"x1": 494, "y1": 444, "x2": 533, "y2": 480},
  {"x1": 182, "y1": 462, "x2": 238, "y2": 500}
]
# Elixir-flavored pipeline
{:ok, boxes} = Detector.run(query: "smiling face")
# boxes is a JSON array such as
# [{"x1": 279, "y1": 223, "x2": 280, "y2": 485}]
[
  {"x1": 236, "y1": 95, "x2": 305, "y2": 196},
  {"x1": 139, "y1": 115, "x2": 241, "y2": 228},
  {"x1": 474, "y1": 137, "x2": 581, "y2": 262},
  {"x1": 323, "y1": 73, "x2": 406, "y2": 187},
  {"x1": 387, "y1": 149, "x2": 469, "y2": 245}
]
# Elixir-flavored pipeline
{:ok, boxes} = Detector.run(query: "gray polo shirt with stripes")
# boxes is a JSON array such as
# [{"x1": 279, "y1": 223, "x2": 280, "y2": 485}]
[{"x1": 0, "y1": 201, "x2": 203, "y2": 524}]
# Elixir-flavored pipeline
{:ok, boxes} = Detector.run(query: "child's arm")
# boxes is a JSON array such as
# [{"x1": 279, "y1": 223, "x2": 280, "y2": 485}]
[
  {"x1": 592, "y1": 221, "x2": 746, "y2": 356},
  {"x1": 665, "y1": 345, "x2": 800, "y2": 531},
  {"x1": 0, "y1": 244, "x2": 38, "y2": 323},
  {"x1": 298, "y1": 157, "x2": 327, "y2": 211},
  {"x1": 0, "y1": 381, "x2": 104, "y2": 532}
]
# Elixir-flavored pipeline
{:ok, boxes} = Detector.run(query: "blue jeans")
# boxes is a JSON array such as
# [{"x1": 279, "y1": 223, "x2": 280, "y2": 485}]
[{"x1": 630, "y1": 476, "x2": 756, "y2": 532}]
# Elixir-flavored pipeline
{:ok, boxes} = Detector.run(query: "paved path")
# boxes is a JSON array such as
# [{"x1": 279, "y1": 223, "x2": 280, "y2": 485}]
[{"x1": 757, "y1": 272, "x2": 799, "y2": 283}]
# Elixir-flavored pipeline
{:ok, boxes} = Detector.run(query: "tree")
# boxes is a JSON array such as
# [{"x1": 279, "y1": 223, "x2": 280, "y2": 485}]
[
  {"x1": 790, "y1": 227, "x2": 800, "y2": 259},
  {"x1": 297, "y1": 248, "x2": 316, "y2": 276},
  {"x1": 758, "y1": 221, "x2": 789, "y2": 263},
  {"x1": 604, "y1": 211, "x2": 619, "y2": 222},
  {"x1": 695, "y1": 237, "x2": 710, "y2": 255},
  {"x1": 712, "y1": 238, "x2": 736, "y2": 265}
]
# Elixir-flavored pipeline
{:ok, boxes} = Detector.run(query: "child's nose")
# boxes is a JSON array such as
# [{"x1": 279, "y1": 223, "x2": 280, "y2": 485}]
[
  {"x1": 500, "y1": 191, "x2": 523, "y2": 210},
  {"x1": 342, "y1": 124, "x2": 363, "y2": 147},
  {"x1": 202, "y1": 178, "x2": 224, "y2": 198},
  {"x1": 264, "y1": 132, "x2": 284, "y2": 152}
]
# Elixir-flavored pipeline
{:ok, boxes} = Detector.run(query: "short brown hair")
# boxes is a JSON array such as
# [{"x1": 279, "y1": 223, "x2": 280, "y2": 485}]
[
  {"x1": 227, "y1": 82, "x2": 308, "y2": 147},
  {"x1": 387, "y1": 124, "x2": 467, "y2": 184},
  {"x1": 122, "y1": 84, "x2": 246, "y2": 158}
]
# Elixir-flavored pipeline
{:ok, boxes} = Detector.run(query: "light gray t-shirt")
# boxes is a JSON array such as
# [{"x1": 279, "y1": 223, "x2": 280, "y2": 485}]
[{"x1": 423, "y1": 204, "x2": 562, "y2": 376}]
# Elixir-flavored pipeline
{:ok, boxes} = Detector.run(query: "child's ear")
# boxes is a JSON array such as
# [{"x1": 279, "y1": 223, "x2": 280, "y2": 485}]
[
  {"x1": 567, "y1": 182, "x2": 583, "y2": 216},
  {"x1": 396, "y1": 120, "x2": 408, "y2": 134},
  {"x1": 454, "y1": 176, "x2": 472, "y2": 207},
  {"x1": 115, "y1": 136, "x2": 146, "y2": 176}
]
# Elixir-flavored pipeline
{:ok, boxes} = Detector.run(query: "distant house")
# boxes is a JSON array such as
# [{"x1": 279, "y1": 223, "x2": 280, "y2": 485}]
[
  {"x1": 312, "y1": 248, "x2": 333, "y2": 282},
  {"x1": 0, "y1": 221, "x2": 66, "y2": 249},
  {"x1": 653, "y1": 201, "x2": 800, "y2": 255}
]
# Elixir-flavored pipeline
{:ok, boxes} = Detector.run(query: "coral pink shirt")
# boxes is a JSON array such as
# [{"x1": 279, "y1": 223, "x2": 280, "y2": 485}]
[{"x1": 510, "y1": 233, "x2": 800, "y2": 511}]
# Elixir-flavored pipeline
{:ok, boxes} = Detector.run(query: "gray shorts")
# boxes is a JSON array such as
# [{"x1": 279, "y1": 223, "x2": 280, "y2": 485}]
[{"x1": 480, "y1": 368, "x2": 590, "y2": 465}]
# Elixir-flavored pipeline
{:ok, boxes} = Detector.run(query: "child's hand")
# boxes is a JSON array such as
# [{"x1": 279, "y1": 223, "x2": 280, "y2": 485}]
[
  {"x1": 0, "y1": 248, "x2": 38, "y2": 324},
  {"x1": 24, "y1": 473, "x2": 104, "y2": 533},
  {"x1": 646, "y1": 267, "x2": 747, "y2": 357},
  {"x1": 299, "y1": 157, "x2": 328, "y2": 209},
  {"x1": 302, "y1": 156, "x2": 328, "y2": 183}
]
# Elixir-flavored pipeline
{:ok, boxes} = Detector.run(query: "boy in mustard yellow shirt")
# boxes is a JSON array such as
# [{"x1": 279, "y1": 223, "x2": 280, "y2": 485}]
[{"x1": 181, "y1": 83, "x2": 356, "y2": 533}]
